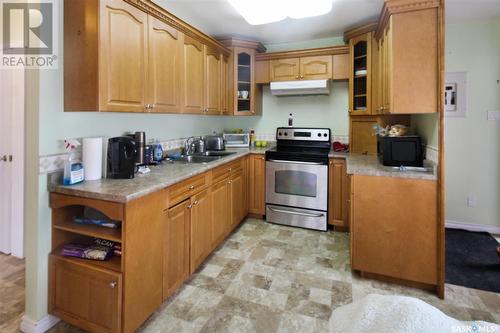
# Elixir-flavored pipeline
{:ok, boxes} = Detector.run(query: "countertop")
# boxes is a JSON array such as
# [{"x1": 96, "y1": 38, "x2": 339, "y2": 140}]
[
  {"x1": 48, "y1": 147, "x2": 269, "y2": 203},
  {"x1": 49, "y1": 147, "x2": 437, "y2": 203}
]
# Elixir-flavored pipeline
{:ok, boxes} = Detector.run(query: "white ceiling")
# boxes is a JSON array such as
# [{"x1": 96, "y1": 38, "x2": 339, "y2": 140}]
[{"x1": 155, "y1": 0, "x2": 500, "y2": 45}]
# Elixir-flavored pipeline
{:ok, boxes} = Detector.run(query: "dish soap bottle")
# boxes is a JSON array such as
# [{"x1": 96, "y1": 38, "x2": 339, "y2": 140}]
[
  {"x1": 288, "y1": 113, "x2": 293, "y2": 127},
  {"x1": 63, "y1": 139, "x2": 84, "y2": 185},
  {"x1": 153, "y1": 139, "x2": 163, "y2": 162}
]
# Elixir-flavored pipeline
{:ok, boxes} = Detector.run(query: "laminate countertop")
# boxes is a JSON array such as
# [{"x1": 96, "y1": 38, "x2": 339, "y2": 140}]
[
  {"x1": 48, "y1": 147, "x2": 269, "y2": 203},
  {"x1": 49, "y1": 147, "x2": 437, "y2": 203}
]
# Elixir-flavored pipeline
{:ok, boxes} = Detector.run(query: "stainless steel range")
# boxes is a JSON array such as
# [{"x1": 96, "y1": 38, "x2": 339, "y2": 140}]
[{"x1": 265, "y1": 127, "x2": 330, "y2": 231}]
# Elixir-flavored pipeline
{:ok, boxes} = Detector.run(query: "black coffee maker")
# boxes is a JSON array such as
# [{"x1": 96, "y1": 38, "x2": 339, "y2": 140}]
[{"x1": 107, "y1": 137, "x2": 137, "y2": 179}]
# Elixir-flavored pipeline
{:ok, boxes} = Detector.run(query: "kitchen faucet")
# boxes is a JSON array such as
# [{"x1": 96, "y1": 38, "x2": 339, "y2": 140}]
[{"x1": 184, "y1": 136, "x2": 204, "y2": 155}]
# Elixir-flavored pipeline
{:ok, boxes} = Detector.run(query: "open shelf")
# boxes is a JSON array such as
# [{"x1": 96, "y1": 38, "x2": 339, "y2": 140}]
[
  {"x1": 354, "y1": 94, "x2": 367, "y2": 97},
  {"x1": 238, "y1": 64, "x2": 251, "y2": 68},
  {"x1": 354, "y1": 55, "x2": 367, "y2": 60},
  {"x1": 54, "y1": 219, "x2": 122, "y2": 243},
  {"x1": 238, "y1": 81, "x2": 250, "y2": 84},
  {"x1": 354, "y1": 74, "x2": 367, "y2": 79},
  {"x1": 52, "y1": 245, "x2": 122, "y2": 272}
]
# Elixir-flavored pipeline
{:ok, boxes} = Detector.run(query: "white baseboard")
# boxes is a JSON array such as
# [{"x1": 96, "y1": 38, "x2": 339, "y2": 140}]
[
  {"x1": 20, "y1": 314, "x2": 60, "y2": 333},
  {"x1": 446, "y1": 219, "x2": 500, "y2": 235}
]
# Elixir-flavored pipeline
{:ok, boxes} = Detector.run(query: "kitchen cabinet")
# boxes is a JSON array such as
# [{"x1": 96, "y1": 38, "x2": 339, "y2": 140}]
[
  {"x1": 221, "y1": 54, "x2": 230, "y2": 115},
  {"x1": 148, "y1": 16, "x2": 183, "y2": 113},
  {"x1": 375, "y1": 8, "x2": 439, "y2": 114},
  {"x1": 163, "y1": 199, "x2": 190, "y2": 300},
  {"x1": 255, "y1": 60, "x2": 270, "y2": 84},
  {"x1": 64, "y1": 0, "x2": 230, "y2": 114},
  {"x1": 270, "y1": 56, "x2": 332, "y2": 81},
  {"x1": 99, "y1": 0, "x2": 149, "y2": 112},
  {"x1": 49, "y1": 255, "x2": 122, "y2": 333},
  {"x1": 328, "y1": 158, "x2": 349, "y2": 229},
  {"x1": 211, "y1": 179, "x2": 231, "y2": 246},
  {"x1": 249, "y1": 154, "x2": 266, "y2": 216},
  {"x1": 270, "y1": 58, "x2": 300, "y2": 81},
  {"x1": 332, "y1": 54, "x2": 350, "y2": 80},
  {"x1": 230, "y1": 169, "x2": 245, "y2": 227},
  {"x1": 350, "y1": 118, "x2": 377, "y2": 155},
  {"x1": 204, "y1": 47, "x2": 221, "y2": 115},
  {"x1": 190, "y1": 189, "x2": 213, "y2": 272},
  {"x1": 350, "y1": 175, "x2": 438, "y2": 286},
  {"x1": 348, "y1": 32, "x2": 372, "y2": 116},
  {"x1": 221, "y1": 39, "x2": 266, "y2": 116},
  {"x1": 182, "y1": 36, "x2": 205, "y2": 114}
]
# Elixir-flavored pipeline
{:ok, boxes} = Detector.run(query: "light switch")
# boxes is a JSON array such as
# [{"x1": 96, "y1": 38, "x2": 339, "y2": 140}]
[{"x1": 487, "y1": 110, "x2": 500, "y2": 121}]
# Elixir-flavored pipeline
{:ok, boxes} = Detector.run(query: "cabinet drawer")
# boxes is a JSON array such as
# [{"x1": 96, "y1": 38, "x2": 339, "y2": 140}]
[
  {"x1": 49, "y1": 254, "x2": 122, "y2": 333},
  {"x1": 212, "y1": 158, "x2": 243, "y2": 184},
  {"x1": 167, "y1": 172, "x2": 210, "y2": 207}
]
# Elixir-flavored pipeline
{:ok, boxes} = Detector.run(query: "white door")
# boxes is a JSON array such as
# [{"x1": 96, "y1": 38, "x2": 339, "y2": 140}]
[{"x1": 0, "y1": 69, "x2": 24, "y2": 257}]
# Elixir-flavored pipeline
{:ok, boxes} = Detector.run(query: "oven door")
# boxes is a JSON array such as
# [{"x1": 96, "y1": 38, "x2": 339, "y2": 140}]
[{"x1": 266, "y1": 159, "x2": 328, "y2": 211}]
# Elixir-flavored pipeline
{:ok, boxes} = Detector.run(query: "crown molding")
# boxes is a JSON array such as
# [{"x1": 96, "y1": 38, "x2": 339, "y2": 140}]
[
  {"x1": 219, "y1": 38, "x2": 267, "y2": 53},
  {"x1": 255, "y1": 45, "x2": 348, "y2": 61},
  {"x1": 124, "y1": 0, "x2": 231, "y2": 56}
]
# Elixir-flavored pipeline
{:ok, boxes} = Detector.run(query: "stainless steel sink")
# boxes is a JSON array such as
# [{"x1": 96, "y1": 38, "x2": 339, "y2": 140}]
[
  {"x1": 197, "y1": 151, "x2": 237, "y2": 157},
  {"x1": 175, "y1": 155, "x2": 220, "y2": 163}
]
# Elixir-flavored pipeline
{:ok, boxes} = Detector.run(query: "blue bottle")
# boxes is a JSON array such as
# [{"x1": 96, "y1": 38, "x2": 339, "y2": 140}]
[{"x1": 153, "y1": 140, "x2": 163, "y2": 162}]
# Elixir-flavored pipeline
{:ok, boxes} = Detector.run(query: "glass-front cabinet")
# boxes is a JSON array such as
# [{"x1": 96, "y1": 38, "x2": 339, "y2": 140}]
[{"x1": 349, "y1": 32, "x2": 372, "y2": 116}]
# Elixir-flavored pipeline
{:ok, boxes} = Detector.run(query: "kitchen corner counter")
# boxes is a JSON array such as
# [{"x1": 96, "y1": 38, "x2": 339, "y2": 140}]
[
  {"x1": 48, "y1": 146, "x2": 271, "y2": 203},
  {"x1": 345, "y1": 154, "x2": 437, "y2": 181}
]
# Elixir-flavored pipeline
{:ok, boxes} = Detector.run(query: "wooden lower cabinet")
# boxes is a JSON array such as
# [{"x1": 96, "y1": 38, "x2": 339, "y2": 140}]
[
  {"x1": 211, "y1": 179, "x2": 231, "y2": 246},
  {"x1": 249, "y1": 154, "x2": 266, "y2": 215},
  {"x1": 163, "y1": 199, "x2": 190, "y2": 300},
  {"x1": 49, "y1": 255, "x2": 122, "y2": 333},
  {"x1": 350, "y1": 175, "x2": 438, "y2": 286},
  {"x1": 328, "y1": 158, "x2": 349, "y2": 228},
  {"x1": 190, "y1": 189, "x2": 213, "y2": 273},
  {"x1": 230, "y1": 169, "x2": 245, "y2": 227}
]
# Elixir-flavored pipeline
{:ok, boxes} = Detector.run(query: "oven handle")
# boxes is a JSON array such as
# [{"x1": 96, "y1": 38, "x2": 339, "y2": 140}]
[
  {"x1": 267, "y1": 159, "x2": 325, "y2": 166},
  {"x1": 268, "y1": 206, "x2": 325, "y2": 218}
]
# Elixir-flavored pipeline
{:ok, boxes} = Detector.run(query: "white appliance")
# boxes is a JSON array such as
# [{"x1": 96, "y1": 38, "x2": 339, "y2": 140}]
[
  {"x1": 223, "y1": 133, "x2": 250, "y2": 148},
  {"x1": 270, "y1": 79, "x2": 330, "y2": 96}
]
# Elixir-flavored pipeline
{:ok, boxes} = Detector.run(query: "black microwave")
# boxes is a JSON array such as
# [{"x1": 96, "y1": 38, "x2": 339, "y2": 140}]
[{"x1": 378, "y1": 135, "x2": 423, "y2": 167}]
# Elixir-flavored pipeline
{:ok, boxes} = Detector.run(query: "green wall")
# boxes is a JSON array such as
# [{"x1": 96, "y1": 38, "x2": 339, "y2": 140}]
[{"x1": 445, "y1": 18, "x2": 500, "y2": 228}]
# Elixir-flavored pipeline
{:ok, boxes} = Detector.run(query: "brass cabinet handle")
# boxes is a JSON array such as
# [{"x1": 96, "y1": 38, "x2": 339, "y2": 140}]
[
  {"x1": 193, "y1": 200, "x2": 199, "y2": 205},
  {"x1": 187, "y1": 204, "x2": 193, "y2": 209},
  {"x1": 109, "y1": 282, "x2": 117, "y2": 289},
  {"x1": 188, "y1": 185, "x2": 195, "y2": 190},
  {"x1": 295, "y1": 75, "x2": 299, "y2": 79},
  {"x1": 300, "y1": 75, "x2": 304, "y2": 79},
  {"x1": 228, "y1": 168, "x2": 232, "y2": 173}
]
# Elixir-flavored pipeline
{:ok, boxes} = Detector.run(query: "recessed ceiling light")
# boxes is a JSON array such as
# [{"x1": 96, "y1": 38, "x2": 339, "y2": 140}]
[{"x1": 228, "y1": 0, "x2": 334, "y2": 25}]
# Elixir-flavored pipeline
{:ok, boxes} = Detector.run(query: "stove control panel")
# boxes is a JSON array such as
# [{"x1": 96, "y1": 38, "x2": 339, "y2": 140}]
[{"x1": 276, "y1": 128, "x2": 330, "y2": 142}]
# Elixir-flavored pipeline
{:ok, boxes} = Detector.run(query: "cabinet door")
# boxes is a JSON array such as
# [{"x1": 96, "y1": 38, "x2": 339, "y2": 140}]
[
  {"x1": 182, "y1": 36, "x2": 205, "y2": 114},
  {"x1": 328, "y1": 158, "x2": 348, "y2": 228},
  {"x1": 234, "y1": 48, "x2": 256, "y2": 115},
  {"x1": 270, "y1": 58, "x2": 300, "y2": 81},
  {"x1": 221, "y1": 54, "x2": 229, "y2": 115},
  {"x1": 300, "y1": 55, "x2": 332, "y2": 80},
  {"x1": 99, "y1": 0, "x2": 148, "y2": 112},
  {"x1": 351, "y1": 175, "x2": 438, "y2": 284},
  {"x1": 163, "y1": 200, "x2": 190, "y2": 300},
  {"x1": 350, "y1": 119, "x2": 377, "y2": 155},
  {"x1": 349, "y1": 33, "x2": 372, "y2": 116},
  {"x1": 205, "y1": 47, "x2": 221, "y2": 115},
  {"x1": 332, "y1": 54, "x2": 349, "y2": 80},
  {"x1": 211, "y1": 179, "x2": 231, "y2": 246},
  {"x1": 383, "y1": 21, "x2": 393, "y2": 114},
  {"x1": 190, "y1": 189, "x2": 213, "y2": 273},
  {"x1": 148, "y1": 16, "x2": 182, "y2": 113},
  {"x1": 49, "y1": 255, "x2": 122, "y2": 333},
  {"x1": 230, "y1": 170, "x2": 245, "y2": 228},
  {"x1": 249, "y1": 155, "x2": 266, "y2": 215}
]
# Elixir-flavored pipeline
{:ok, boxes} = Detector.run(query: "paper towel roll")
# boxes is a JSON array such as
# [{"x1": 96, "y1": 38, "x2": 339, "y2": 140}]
[{"x1": 83, "y1": 137, "x2": 103, "y2": 181}]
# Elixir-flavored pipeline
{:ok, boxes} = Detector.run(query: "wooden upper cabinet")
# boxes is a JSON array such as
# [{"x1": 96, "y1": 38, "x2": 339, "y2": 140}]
[
  {"x1": 234, "y1": 48, "x2": 256, "y2": 115},
  {"x1": 182, "y1": 36, "x2": 205, "y2": 114},
  {"x1": 349, "y1": 32, "x2": 372, "y2": 116},
  {"x1": 99, "y1": 0, "x2": 148, "y2": 112},
  {"x1": 270, "y1": 58, "x2": 300, "y2": 81},
  {"x1": 163, "y1": 200, "x2": 190, "y2": 300},
  {"x1": 255, "y1": 60, "x2": 270, "y2": 84},
  {"x1": 299, "y1": 55, "x2": 332, "y2": 80},
  {"x1": 350, "y1": 118, "x2": 377, "y2": 155},
  {"x1": 148, "y1": 16, "x2": 182, "y2": 113},
  {"x1": 333, "y1": 54, "x2": 350, "y2": 80},
  {"x1": 204, "y1": 47, "x2": 221, "y2": 115}
]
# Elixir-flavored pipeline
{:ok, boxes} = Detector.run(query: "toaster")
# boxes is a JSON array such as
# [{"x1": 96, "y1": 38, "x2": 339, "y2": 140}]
[
  {"x1": 223, "y1": 133, "x2": 250, "y2": 148},
  {"x1": 204, "y1": 135, "x2": 225, "y2": 151}
]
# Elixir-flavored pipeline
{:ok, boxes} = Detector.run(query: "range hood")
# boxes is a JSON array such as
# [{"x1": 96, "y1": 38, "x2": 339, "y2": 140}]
[{"x1": 270, "y1": 79, "x2": 330, "y2": 96}]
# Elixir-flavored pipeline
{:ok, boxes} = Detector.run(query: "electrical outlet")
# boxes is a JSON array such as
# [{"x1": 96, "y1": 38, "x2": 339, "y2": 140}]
[
  {"x1": 467, "y1": 196, "x2": 476, "y2": 208},
  {"x1": 487, "y1": 110, "x2": 500, "y2": 121}
]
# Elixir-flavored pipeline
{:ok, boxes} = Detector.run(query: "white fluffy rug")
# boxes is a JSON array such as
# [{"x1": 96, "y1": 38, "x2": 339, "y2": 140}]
[{"x1": 330, "y1": 294, "x2": 500, "y2": 333}]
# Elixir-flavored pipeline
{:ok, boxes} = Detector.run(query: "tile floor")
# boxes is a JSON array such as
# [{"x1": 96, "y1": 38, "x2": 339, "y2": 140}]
[
  {"x1": 3, "y1": 219, "x2": 500, "y2": 333},
  {"x1": 0, "y1": 253, "x2": 25, "y2": 333}
]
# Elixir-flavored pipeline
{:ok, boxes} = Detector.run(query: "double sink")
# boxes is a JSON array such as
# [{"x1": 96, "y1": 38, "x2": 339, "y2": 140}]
[{"x1": 172, "y1": 151, "x2": 237, "y2": 164}]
